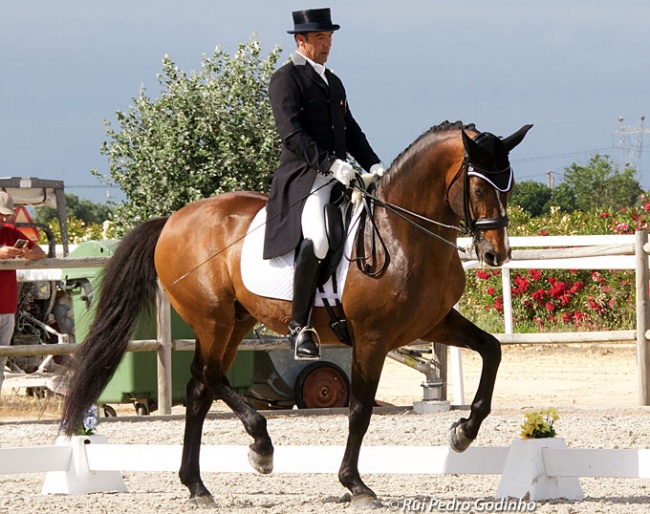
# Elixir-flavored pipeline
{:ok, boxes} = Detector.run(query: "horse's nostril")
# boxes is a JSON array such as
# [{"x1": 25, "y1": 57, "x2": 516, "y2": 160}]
[{"x1": 484, "y1": 252, "x2": 500, "y2": 267}]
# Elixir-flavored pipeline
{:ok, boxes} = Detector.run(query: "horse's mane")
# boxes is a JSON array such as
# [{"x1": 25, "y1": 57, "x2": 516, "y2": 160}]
[{"x1": 389, "y1": 120, "x2": 477, "y2": 172}]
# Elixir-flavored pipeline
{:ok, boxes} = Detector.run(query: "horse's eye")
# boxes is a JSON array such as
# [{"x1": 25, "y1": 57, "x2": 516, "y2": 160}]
[{"x1": 472, "y1": 187, "x2": 484, "y2": 198}]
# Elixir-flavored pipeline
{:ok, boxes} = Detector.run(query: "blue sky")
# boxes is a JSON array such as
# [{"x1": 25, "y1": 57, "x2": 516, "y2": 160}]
[{"x1": 2, "y1": 1, "x2": 649, "y2": 204}]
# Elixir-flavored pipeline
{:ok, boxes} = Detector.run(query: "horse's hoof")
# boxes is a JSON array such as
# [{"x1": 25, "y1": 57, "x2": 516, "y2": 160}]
[
  {"x1": 351, "y1": 494, "x2": 382, "y2": 510},
  {"x1": 449, "y1": 419, "x2": 474, "y2": 453},
  {"x1": 188, "y1": 494, "x2": 217, "y2": 508},
  {"x1": 248, "y1": 448, "x2": 274, "y2": 474}
]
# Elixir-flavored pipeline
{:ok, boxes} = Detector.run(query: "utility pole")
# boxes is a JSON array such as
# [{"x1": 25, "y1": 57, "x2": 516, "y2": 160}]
[{"x1": 547, "y1": 171, "x2": 555, "y2": 189}]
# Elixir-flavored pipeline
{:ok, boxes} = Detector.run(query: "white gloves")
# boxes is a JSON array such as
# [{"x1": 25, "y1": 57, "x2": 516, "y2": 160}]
[
  {"x1": 329, "y1": 160, "x2": 386, "y2": 187},
  {"x1": 369, "y1": 163, "x2": 386, "y2": 177},
  {"x1": 329, "y1": 159, "x2": 355, "y2": 187}
]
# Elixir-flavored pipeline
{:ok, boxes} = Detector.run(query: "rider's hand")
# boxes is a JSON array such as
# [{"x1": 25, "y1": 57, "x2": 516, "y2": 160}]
[
  {"x1": 329, "y1": 159, "x2": 355, "y2": 187},
  {"x1": 369, "y1": 163, "x2": 386, "y2": 177}
]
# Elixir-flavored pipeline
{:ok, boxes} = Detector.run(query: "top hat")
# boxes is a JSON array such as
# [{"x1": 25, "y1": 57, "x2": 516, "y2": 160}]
[
  {"x1": 0, "y1": 191, "x2": 15, "y2": 216},
  {"x1": 287, "y1": 8, "x2": 340, "y2": 34}
]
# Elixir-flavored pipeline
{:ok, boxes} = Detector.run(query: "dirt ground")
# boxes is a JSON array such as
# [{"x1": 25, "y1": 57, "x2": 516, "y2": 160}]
[{"x1": 1, "y1": 343, "x2": 649, "y2": 513}]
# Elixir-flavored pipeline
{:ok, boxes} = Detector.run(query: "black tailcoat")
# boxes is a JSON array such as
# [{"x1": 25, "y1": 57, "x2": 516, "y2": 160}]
[{"x1": 263, "y1": 52, "x2": 380, "y2": 259}]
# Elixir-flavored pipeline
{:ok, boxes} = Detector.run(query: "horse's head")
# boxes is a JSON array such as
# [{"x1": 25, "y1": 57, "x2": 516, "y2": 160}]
[{"x1": 447, "y1": 124, "x2": 533, "y2": 267}]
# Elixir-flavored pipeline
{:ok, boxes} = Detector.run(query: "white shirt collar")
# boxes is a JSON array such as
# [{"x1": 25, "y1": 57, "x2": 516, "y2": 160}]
[{"x1": 298, "y1": 52, "x2": 329, "y2": 85}]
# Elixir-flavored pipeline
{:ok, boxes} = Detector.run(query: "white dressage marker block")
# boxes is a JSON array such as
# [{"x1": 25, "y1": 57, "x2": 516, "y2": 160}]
[
  {"x1": 413, "y1": 400, "x2": 451, "y2": 414},
  {"x1": 42, "y1": 435, "x2": 126, "y2": 495},
  {"x1": 496, "y1": 437, "x2": 583, "y2": 501}
]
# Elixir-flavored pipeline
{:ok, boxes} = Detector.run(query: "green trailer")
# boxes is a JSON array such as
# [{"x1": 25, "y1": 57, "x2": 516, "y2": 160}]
[{"x1": 65, "y1": 240, "x2": 253, "y2": 415}]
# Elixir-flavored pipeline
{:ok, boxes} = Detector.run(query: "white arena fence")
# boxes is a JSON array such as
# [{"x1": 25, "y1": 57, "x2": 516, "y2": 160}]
[
  {"x1": 2, "y1": 232, "x2": 650, "y2": 410},
  {"x1": 1, "y1": 434, "x2": 650, "y2": 500}
]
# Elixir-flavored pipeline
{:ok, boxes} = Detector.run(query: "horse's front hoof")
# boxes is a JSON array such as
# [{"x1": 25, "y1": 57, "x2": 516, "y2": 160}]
[
  {"x1": 449, "y1": 419, "x2": 474, "y2": 453},
  {"x1": 351, "y1": 493, "x2": 382, "y2": 510},
  {"x1": 248, "y1": 448, "x2": 274, "y2": 474},
  {"x1": 188, "y1": 494, "x2": 217, "y2": 508}
]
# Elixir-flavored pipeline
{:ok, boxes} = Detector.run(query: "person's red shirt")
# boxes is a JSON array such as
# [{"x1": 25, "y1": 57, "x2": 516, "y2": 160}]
[{"x1": 0, "y1": 225, "x2": 37, "y2": 314}]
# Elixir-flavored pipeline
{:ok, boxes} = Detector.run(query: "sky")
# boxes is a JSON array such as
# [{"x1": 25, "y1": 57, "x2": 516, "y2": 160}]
[{"x1": 2, "y1": 1, "x2": 649, "y2": 204}]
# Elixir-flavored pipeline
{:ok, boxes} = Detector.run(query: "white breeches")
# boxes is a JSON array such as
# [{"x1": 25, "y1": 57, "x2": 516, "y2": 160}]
[{"x1": 301, "y1": 174, "x2": 333, "y2": 260}]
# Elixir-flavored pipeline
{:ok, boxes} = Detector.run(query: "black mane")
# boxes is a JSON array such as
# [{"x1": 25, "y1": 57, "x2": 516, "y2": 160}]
[{"x1": 390, "y1": 120, "x2": 477, "y2": 171}]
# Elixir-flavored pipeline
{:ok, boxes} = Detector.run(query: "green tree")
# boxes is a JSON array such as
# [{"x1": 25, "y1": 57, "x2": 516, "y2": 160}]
[
  {"x1": 34, "y1": 193, "x2": 113, "y2": 225},
  {"x1": 549, "y1": 182, "x2": 576, "y2": 213},
  {"x1": 510, "y1": 180, "x2": 553, "y2": 217},
  {"x1": 94, "y1": 36, "x2": 283, "y2": 228},
  {"x1": 559, "y1": 154, "x2": 642, "y2": 212}
]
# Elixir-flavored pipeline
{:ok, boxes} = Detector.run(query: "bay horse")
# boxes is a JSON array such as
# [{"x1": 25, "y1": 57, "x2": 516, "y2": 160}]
[{"x1": 61, "y1": 120, "x2": 532, "y2": 508}]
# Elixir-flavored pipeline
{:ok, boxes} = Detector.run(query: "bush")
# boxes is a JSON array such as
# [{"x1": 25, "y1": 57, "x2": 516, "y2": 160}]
[{"x1": 458, "y1": 199, "x2": 650, "y2": 333}]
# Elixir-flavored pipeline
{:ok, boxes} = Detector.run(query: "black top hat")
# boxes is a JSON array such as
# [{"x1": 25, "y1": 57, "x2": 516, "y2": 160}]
[{"x1": 287, "y1": 8, "x2": 340, "y2": 34}]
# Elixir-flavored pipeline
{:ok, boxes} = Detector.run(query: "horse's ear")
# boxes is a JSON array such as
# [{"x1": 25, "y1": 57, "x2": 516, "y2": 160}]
[
  {"x1": 462, "y1": 130, "x2": 491, "y2": 162},
  {"x1": 502, "y1": 124, "x2": 533, "y2": 152}
]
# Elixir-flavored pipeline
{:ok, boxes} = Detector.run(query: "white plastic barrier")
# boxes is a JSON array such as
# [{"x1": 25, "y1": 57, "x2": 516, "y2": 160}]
[{"x1": 3, "y1": 435, "x2": 650, "y2": 501}]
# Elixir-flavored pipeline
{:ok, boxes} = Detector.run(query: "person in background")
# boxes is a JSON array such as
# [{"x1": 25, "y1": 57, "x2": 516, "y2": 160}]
[
  {"x1": 0, "y1": 191, "x2": 46, "y2": 397},
  {"x1": 264, "y1": 7, "x2": 385, "y2": 360}
]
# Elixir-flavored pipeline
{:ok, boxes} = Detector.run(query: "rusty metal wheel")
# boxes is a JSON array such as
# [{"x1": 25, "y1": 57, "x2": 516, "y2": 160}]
[{"x1": 294, "y1": 361, "x2": 350, "y2": 409}]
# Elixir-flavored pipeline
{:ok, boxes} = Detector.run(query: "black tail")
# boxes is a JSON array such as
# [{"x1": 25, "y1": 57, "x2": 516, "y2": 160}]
[{"x1": 60, "y1": 217, "x2": 168, "y2": 435}]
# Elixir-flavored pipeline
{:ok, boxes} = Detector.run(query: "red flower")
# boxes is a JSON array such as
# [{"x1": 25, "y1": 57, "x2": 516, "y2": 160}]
[
  {"x1": 545, "y1": 301, "x2": 555, "y2": 312},
  {"x1": 528, "y1": 269, "x2": 541, "y2": 281},
  {"x1": 494, "y1": 296, "x2": 504, "y2": 312},
  {"x1": 487, "y1": 287, "x2": 496, "y2": 296}
]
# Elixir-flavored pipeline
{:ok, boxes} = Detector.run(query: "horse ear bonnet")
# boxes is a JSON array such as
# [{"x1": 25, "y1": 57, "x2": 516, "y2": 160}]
[{"x1": 466, "y1": 132, "x2": 514, "y2": 193}]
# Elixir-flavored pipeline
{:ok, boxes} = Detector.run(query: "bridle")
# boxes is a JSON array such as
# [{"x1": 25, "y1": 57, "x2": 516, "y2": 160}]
[{"x1": 446, "y1": 155, "x2": 511, "y2": 239}]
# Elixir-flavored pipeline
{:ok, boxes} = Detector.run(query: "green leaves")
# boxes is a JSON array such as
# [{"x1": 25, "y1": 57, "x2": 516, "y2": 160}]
[
  {"x1": 94, "y1": 36, "x2": 283, "y2": 229},
  {"x1": 511, "y1": 155, "x2": 643, "y2": 215}
]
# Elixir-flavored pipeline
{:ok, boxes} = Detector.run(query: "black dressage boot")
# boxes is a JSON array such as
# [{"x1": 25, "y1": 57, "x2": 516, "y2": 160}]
[{"x1": 288, "y1": 239, "x2": 322, "y2": 360}]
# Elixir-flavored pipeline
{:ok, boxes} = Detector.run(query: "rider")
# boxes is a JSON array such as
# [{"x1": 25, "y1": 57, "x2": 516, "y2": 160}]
[{"x1": 263, "y1": 7, "x2": 385, "y2": 359}]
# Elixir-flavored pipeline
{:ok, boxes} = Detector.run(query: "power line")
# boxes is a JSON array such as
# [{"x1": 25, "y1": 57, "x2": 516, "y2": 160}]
[{"x1": 511, "y1": 147, "x2": 614, "y2": 163}]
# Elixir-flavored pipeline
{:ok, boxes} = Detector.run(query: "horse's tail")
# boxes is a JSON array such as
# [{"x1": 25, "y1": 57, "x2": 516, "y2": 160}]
[{"x1": 60, "y1": 216, "x2": 168, "y2": 435}]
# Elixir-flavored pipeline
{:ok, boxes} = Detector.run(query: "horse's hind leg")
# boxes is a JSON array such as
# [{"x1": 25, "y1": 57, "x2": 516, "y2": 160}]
[
  {"x1": 213, "y1": 373, "x2": 274, "y2": 474},
  {"x1": 179, "y1": 366, "x2": 217, "y2": 507},
  {"x1": 426, "y1": 308, "x2": 501, "y2": 453},
  {"x1": 179, "y1": 321, "x2": 273, "y2": 505}
]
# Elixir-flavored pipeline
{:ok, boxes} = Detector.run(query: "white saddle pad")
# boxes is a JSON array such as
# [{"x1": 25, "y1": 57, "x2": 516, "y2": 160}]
[{"x1": 240, "y1": 207, "x2": 362, "y2": 307}]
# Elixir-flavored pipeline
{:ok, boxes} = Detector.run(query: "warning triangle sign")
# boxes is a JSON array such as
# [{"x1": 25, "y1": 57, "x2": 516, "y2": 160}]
[{"x1": 12, "y1": 206, "x2": 41, "y2": 242}]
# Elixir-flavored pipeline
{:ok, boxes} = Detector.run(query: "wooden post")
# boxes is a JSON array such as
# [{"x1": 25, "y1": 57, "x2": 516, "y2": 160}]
[
  {"x1": 635, "y1": 231, "x2": 650, "y2": 405},
  {"x1": 156, "y1": 283, "x2": 173, "y2": 415}
]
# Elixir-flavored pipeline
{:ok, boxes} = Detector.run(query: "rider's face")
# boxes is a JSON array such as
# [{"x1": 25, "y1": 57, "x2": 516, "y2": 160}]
[{"x1": 297, "y1": 31, "x2": 333, "y2": 65}]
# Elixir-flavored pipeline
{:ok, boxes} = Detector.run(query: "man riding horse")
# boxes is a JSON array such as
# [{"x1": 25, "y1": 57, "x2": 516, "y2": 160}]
[{"x1": 264, "y1": 7, "x2": 385, "y2": 360}]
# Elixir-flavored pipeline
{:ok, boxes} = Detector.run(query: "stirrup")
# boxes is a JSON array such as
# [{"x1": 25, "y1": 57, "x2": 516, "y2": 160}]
[{"x1": 293, "y1": 326, "x2": 321, "y2": 361}]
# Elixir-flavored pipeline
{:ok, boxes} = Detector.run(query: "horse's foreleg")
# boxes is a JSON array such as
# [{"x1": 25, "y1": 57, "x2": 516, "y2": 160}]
[
  {"x1": 179, "y1": 375, "x2": 216, "y2": 507},
  {"x1": 338, "y1": 351, "x2": 385, "y2": 508},
  {"x1": 426, "y1": 309, "x2": 501, "y2": 452}
]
